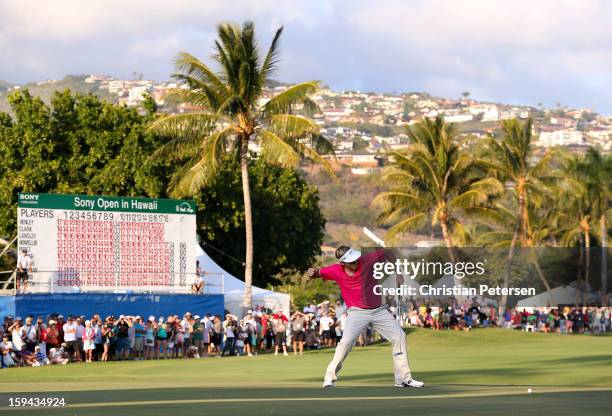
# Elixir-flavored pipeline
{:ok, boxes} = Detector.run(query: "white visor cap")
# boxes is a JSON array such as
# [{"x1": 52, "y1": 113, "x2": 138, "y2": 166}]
[{"x1": 339, "y1": 248, "x2": 361, "y2": 263}]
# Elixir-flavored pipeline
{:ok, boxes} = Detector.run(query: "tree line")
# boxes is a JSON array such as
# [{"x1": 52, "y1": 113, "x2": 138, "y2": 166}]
[
  {"x1": 0, "y1": 89, "x2": 325, "y2": 288},
  {"x1": 376, "y1": 116, "x2": 611, "y2": 307}
]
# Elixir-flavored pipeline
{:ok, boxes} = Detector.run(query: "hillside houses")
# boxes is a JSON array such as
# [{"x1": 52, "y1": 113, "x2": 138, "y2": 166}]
[{"x1": 70, "y1": 74, "x2": 611, "y2": 170}]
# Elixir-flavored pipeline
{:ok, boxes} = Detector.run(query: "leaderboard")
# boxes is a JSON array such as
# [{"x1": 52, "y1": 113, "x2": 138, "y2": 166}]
[{"x1": 17, "y1": 193, "x2": 196, "y2": 293}]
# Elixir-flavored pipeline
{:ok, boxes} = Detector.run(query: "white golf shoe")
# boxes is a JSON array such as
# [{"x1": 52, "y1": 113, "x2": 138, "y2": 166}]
[
  {"x1": 394, "y1": 379, "x2": 425, "y2": 388},
  {"x1": 322, "y1": 376, "x2": 336, "y2": 388}
]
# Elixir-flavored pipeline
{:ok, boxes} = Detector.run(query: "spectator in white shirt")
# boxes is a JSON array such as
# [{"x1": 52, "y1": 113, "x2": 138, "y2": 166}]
[
  {"x1": 16, "y1": 249, "x2": 32, "y2": 293},
  {"x1": 8, "y1": 317, "x2": 25, "y2": 352},
  {"x1": 0, "y1": 334, "x2": 16, "y2": 367},
  {"x1": 319, "y1": 313, "x2": 334, "y2": 347},
  {"x1": 191, "y1": 262, "x2": 205, "y2": 294},
  {"x1": 62, "y1": 317, "x2": 79, "y2": 362},
  {"x1": 22, "y1": 316, "x2": 38, "y2": 352}
]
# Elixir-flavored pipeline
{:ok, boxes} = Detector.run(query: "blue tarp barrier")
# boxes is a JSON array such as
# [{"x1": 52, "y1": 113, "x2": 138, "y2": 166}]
[{"x1": 0, "y1": 293, "x2": 224, "y2": 319}]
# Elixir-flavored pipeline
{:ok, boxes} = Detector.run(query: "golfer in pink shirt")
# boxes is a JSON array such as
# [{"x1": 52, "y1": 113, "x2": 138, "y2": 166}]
[{"x1": 306, "y1": 245, "x2": 424, "y2": 388}]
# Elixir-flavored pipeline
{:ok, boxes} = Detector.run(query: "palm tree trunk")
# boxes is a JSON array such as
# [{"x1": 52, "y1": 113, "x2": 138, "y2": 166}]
[
  {"x1": 576, "y1": 234, "x2": 584, "y2": 306},
  {"x1": 240, "y1": 136, "x2": 254, "y2": 310},
  {"x1": 518, "y1": 185, "x2": 528, "y2": 246},
  {"x1": 601, "y1": 214, "x2": 608, "y2": 306},
  {"x1": 438, "y1": 210, "x2": 457, "y2": 263},
  {"x1": 583, "y1": 223, "x2": 591, "y2": 306},
  {"x1": 500, "y1": 222, "x2": 520, "y2": 320},
  {"x1": 533, "y1": 258, "x2": 555, "y2": 305}
]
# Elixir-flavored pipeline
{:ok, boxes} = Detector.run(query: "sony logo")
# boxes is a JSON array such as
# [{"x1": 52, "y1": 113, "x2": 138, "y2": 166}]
[{"x1": 20, "y1": 194, "x2": 40, "y2": 201}]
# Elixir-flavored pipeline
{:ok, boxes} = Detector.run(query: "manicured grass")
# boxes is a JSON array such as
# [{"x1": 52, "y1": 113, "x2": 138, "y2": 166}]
[{"x1": 0, "y1": 329, "x2": 610, "y2": 415}]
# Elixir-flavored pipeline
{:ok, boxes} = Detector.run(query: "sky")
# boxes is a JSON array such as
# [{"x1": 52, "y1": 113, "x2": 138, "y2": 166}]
[{"x1": 2, "y1": 0, "x2": 612, "y2": 113}]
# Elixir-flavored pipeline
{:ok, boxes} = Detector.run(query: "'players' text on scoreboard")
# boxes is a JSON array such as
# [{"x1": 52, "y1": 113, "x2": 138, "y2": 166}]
[{"x1": 18, "y1": 193, "x2": 196, "y2": 294}]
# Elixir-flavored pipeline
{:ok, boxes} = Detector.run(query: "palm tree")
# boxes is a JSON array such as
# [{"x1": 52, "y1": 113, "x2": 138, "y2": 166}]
[
  {"x1": 375, "y1": 116, "x2": 501, "y2": 261},
  {"x1": 479, "y1": 118, "x2": 557, "y2": 312},
  {"x1": 559, "y1": 149, "x2": 612, "y2": 304},
  {"x1": 476, "y1": 200, "x2": 559, "y2": 304},
  {"x1": 149, "y1": 22, "x2": 333, "y2": 309},
  {"x1": 481, "y1": 119, "x2": 557, "y2": 246}
]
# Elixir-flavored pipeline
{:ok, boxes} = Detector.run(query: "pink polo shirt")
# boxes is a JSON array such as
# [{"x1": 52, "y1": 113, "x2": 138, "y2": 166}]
[{"x1": 319, "y1": 250, "x2": 386, "y2": 309}]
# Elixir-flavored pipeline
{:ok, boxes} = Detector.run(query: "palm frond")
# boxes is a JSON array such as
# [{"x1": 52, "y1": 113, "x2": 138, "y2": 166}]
[
  {"x1": 463, "y1": 206, "x2": 511, "y2": 228},
  {"x1": 169, "y1": 127, "x2": 235, "y2": 197},
  {"x1": 260, "y1": 115, "x2": 335, "y2": 175},
  {"x1": 148, "y1": 113, "x2": 222, "y2": 157},
  {"x1": 260, "y1": 26, "x2": 283, "y2": 85},
  {"x1": 449, "y1": 189, "x2": 487, "y2": 209},
  {"x1": 261, "y1": 82, "x2": 320, "y2": 117},
  {"x1": 258, "y1": 129, "x2": 300, "y2": 168},
  {"x1": 469, "y1": 177, "x2": 505, "y2": 195},
  {"x1": 385, "y1": 213, "x2": 427, "y2": 244},
  {"x1": 173, "y1": 52, "x2": 228, "y2": 94},
  {"x1": 372, "y1": 191, "x2": 426, "y2": 210}
]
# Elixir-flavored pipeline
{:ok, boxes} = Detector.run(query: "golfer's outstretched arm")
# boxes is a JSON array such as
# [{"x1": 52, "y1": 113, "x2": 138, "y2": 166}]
[{"x1": 305, "y1": 267, "x2": 320, "y2": 280}]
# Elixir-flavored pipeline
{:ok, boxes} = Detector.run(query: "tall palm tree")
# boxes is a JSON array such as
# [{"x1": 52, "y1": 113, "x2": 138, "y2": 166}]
[
  {"x1": 480, "y1": 118, "x2": 556, "y2": 312},
  {"x1": 559, "y1": 149, "x2": 612, "y2": 304},
  {"x1": 481, "y1": 119, "x2": 556, "y2": 247},
  {"x1": 580, "y1": 148, "x2": 612, "y2": 305},
  {"x1": 375, "y1": 116, "x2": 501, "y2": 261},
  {"x1": 149, "y1": 22, "x2": 333, "y2": 308},
  {"x1": 476, "y1": 200, "x2": 558, "y2": 304},
  {"x1": 557, "y1": 153, "x2": 592, "y2": 302}
]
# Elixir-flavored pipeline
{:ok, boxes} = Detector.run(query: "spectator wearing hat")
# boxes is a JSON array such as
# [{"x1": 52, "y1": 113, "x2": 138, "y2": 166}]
[
  {"x1": 16, "y1": 248, "x2": 32, "y2": 293},
  {"x1": 0, "y1": 334, "x2": 16, "y2": 367},
  {"x1": 91, "y1": 317, "x2": 103, "y2": 361},
  {"x1": 115, "y1": 316, "x2": 130, "y2": 360},
  {"x1": 222, "y1": 314, "x2": 237, "y2": 356},
  {"x1": 132, "y1": 317, "x2": 145, "y2": 360},
  {"x1": 8, "y1": 317, "x2": 26, "y2": 353},
  {"x1": 62, "y1": 316, "x2": 79, "y2": 362},
  {"x1": 36, "y1": 317, "x2": 47, "y2": 353},
  {"x1": 191, "y1": 315, "x2": 204, "y2": 356},
  {"x1": 235, "y1": 320, "x2": 248, "y2": 356},
  {"x1": 83, "y1": 320, "x2": 96, "y2": 362},
  {"x1": 22, "y1": 316, "x2": 39, "y2": 352},
  {"x1": 17, "y1": 344, "x2": 38, "y2": 366},
  {"x1": 201, "y1": 314, "x2": 213, "y2": 357},
  {"x1": 74, "y1": 317, "x2": 85, "y2": 362},
  {"x1": 2, "y1": 316, "x2": 14, "y2": 338},
  {"x1": 191, "y1": 261, "x2": 205, "y2": 294},
  {"x1": 291, "y1": 311, "x2": 307, "y2": 356},
  {"x1": 49, "y1": 344, "x2": 69, "y2": 365},
  {"x1": 272, "y1": 310, "x2": 289, "y2": 357},
  {"x1": 209, "y1": 316, "x2": 222, "y2": 356},
  {"x1": 100, "y1": 319, "x2": 113, "y2": 362},
  {"x1": 34, "y1": 345, "x2": 50, "y2": 365},
  {"x1": 46, "y1": 319, "x2": 60, "y2": 356},
  {"x1": 144, "y1": 316, "x2": 156, "y2": 360},
  {"x1": 56, "y1": 315, "x2": 65, "y2": 344},
  {"x1": 155, "y1": 317, "x2": 169, "y2": 359}
]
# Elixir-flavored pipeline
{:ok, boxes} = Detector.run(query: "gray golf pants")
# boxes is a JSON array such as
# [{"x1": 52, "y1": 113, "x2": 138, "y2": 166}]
[{"x1": 325, "y1": 305, "x2": 412, "y2": 384}]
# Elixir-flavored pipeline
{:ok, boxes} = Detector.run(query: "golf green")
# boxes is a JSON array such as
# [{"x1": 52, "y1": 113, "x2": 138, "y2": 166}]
[{"x1": 0, "y1": 329, "x2": 610, "y2": 415}]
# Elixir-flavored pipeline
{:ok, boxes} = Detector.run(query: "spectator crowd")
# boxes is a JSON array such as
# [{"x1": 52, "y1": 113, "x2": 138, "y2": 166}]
[
  {"x1": 0, "y1": 301, "x2": 352, "y2": 368},
  {"x1": 1, "y1": 299, "x2": 610, "y2": 369},
  {"x1": 400, "y1": 298, "x2": 612, "y2": 334}
]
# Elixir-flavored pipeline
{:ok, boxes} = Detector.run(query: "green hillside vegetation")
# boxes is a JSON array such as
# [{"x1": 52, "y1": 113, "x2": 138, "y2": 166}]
[{"x1": 0, "y1": 75, "x2": 113, "y2": 113}]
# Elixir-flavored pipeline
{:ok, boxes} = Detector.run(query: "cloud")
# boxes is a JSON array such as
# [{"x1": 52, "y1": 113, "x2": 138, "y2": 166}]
[{"x1": 1, "y1": 0, "x2": 612, "y2": 113}]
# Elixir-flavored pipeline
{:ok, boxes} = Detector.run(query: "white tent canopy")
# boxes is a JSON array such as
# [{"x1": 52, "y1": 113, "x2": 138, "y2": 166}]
[{"x1": 195, "y1": 244, "x2": 290, "y2": 316}]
